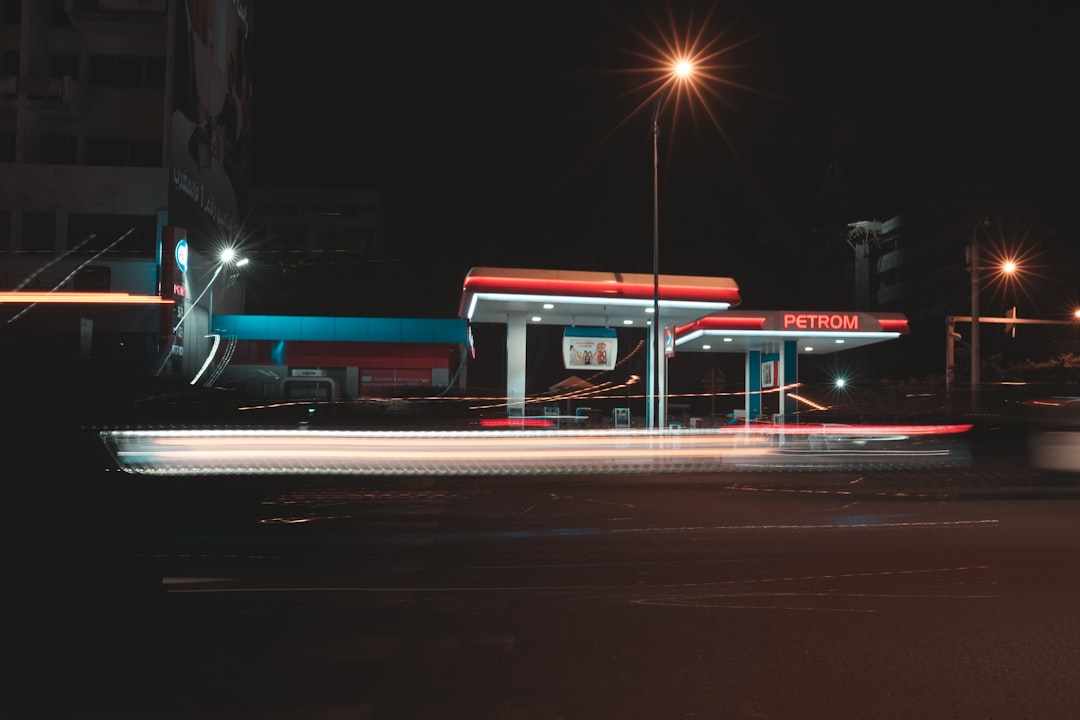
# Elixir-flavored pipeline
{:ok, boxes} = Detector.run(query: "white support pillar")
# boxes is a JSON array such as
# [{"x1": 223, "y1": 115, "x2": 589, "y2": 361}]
[
  {"x1": 646, "y1": 322, "x2": 656, "y2": 428},
  {"x1": 659, "y1": 328, "x2": 668, "y2": 428},
  {"x1": 777, "y1": 348, "x2": 786, "y2": 427},
  {"x1": 506, "y1": 311, "x2": 527, "y2": 417},
  {"x1": 744, "y1": 351, "x2": 751, "y2": 426}
]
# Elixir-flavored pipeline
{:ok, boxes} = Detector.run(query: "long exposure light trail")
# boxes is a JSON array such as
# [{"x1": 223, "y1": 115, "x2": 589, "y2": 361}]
[{"x1": 100, "y1": 424, "x2": 972, "y2": 477}]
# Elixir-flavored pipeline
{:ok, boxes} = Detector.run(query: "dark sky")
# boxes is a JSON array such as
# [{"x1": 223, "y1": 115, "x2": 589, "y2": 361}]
[{"x1": 253, "y1": 1, "x2": 1080, "y2": 298}]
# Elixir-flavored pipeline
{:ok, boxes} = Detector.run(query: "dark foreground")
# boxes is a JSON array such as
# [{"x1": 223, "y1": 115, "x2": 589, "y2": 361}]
[{"x1": 4, "y1": 448, "x2": 1080, "y2": 719}]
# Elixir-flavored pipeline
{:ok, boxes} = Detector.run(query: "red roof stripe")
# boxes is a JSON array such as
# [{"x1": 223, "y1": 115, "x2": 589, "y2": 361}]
[
  {"x1": 462, "y1": 276, "x2": 741, "y2": 304},
  {"x1": 681, "y1": 316, "x2": 768, "y2": 332},
  {"x1": 878, "y1": 318, "x2": 910, "y2": 333}
]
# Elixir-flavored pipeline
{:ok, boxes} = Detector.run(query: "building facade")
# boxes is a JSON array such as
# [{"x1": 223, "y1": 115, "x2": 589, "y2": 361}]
[{"x1": 0, "y1": 0, "x2": 252, "y2": 377}]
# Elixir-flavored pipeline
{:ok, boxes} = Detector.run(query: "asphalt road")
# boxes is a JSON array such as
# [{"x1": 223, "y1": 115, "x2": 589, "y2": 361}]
[{"x1": 4, "y1": 462, "x2": 1080, "y2": 720}]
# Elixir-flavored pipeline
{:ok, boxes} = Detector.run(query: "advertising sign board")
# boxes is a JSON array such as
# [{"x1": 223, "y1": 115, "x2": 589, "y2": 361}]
[
  {"x1": 169, "y1": 0, "x2": 254, "y2": 238},
  {"x1": 563, "y1": 327, "x2": 617, "y2": 371}
]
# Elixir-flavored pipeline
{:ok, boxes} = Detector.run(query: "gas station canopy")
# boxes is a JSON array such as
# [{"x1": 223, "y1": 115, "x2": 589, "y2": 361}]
[
  {"x1": 457, "y1": 267, "x2": 911, "y2": 424},
  {"x1": 459, "y1": 267, "x2": 742, "y2": 328},
  {"x1": 674, "y1": 310, "x2": 910, "y2": 354}
]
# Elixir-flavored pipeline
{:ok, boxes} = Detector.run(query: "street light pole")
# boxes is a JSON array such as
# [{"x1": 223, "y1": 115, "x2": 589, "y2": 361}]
[
  {"x1": 651, "y1": 89, "x2": 667, "y2": 430},
  {"x1": 173, "y1": 250, "x2": 247, "y2": 333},
  {"x1": 174, "y1": 262, "x2": 225, "y2": 333},
  {"x1": 647, "y1": 59, "x2": 693, "y2": 429},
  {"x1": 209, "y1": 255, "x2": 248, "y2": 332}
]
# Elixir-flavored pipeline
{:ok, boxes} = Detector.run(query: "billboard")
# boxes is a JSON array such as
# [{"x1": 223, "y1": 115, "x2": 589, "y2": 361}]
[
  {"x1": 170, "y1": 0, "x2": 254, "y2": 239},
  {"x1": 563, "y1": 327, "x2": 617, "y2": 371}
]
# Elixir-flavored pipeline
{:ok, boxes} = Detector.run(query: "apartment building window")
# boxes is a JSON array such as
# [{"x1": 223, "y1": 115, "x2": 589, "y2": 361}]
[
  {"x1": 85, "y1": 137, "x2": 161, "y2": 168},
  {"x1": 0, "y1": 0, "x2": 20, "y2": 24},
  {"x1": 129, "y1": 138, "x2": 160, "y2": 167},
  {"x1": 21, "y1": 212, "x2": 57, "y2": 253},
  {"x1": 268, "y1": 222, "x2": 308, "y2": 250},
  {"x1": 68, "y1": 213, "x2": 156, "y2": 258},
  {"x1": 1, "y1": 50, "x2": 18, "y2": 76},
  {"x1": 145, "y1": 56, "x2": 166, "y2": 88},
  {"x1": 49, "y1": 53, "x2": 79, "y2": 79},
  {"x1": 85, "y1": 137, "x2": 122, "y2": 166},
  {"x1": 320, "y1": 225, "x2": 373, "y2": 254},
  {"x1": 0, "y1": 133, "x2": 14, "y2": 163},
  {"x1": 73, "y1": 265, "x2": 110, "y2": 291},
  {"x1": 39, "y1": 133, "x2": 78, "y2": 165},
  {"x1": 48, "y1": 0, "x2": 71, "y2": 26},
  {"x1": 0, "y1": 210, "x2": 11, "y2": 252},
  {"x1": 115, "y1": 56, "x2": 142, "y2": 87},
  {"x1": 88, "y1": 55, "x2": 165, "y2": 89}
]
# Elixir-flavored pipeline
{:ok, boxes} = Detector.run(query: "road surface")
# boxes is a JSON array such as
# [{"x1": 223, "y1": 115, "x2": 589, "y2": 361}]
[{"x1": 4, "y1": 466, "x2": 1080, "y2": 719}]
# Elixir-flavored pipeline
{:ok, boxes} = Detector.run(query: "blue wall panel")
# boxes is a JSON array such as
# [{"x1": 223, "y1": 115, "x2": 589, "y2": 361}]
[
  {"x1": 214, "y1": 315, "x2": 467, "y2": 344},
  {"x1": 301, "y1": 316, "x2": 336, "y2": 341}
]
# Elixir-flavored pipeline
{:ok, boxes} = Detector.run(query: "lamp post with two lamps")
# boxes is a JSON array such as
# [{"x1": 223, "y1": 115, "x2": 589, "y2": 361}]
[
  {"x1": 207, "y1": 247, "x2": 248, "y2": 331},
  {"x1": 177, "y1": 247, "x2": 248, "y2": 386},
  {"x1": 156, "y1": 246, "x2": 247, "y2": 378},
  {"x1": 649, "y1": 58, "x2": 694, "y2": 429},
  {"x1": 172, "y1": 246, "x2": 248, "y2": 334}
]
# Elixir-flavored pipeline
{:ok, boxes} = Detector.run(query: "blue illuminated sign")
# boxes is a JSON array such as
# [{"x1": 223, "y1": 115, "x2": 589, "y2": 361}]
[{"x1": 175, "y1": 238, "x2": 188, "y2": 274}]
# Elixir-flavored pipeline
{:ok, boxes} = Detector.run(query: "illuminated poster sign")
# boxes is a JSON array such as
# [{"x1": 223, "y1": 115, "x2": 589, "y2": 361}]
[
  {"x1": 175, "y1": 237, "x2": 189, "y2": 273},
  {"x1": 159, "y1": 226, "x2": 189, "y2": 364},
  {"x1": 563, "y1": 327, "x2": 617, "y2": 371},
  {"x1": 763, "y1": 312, "x2": 882, "y2": 333},
  {"x1": 761, "y1": 360, "x2": 778, "y2": 389},
  {"x1": 169, "y1": 0, "x2": 254, "y2": 238}
]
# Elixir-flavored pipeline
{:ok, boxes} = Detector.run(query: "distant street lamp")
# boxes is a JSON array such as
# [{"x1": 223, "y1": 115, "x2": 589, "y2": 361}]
[
  {"x1": 955, "y1": 217, "x2": 1030, "y2": 409},
  {"x1": 650, "y1": 59, "x2": 694, "y2": 429}
]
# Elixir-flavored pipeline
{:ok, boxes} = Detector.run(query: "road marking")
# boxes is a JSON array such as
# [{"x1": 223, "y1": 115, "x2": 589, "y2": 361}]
[
  {"x1": 613, "y1": 519, "x2": 998, "y2": 533},
  {"x1": 630, "y1": 565, "x2": 1000, "y2": 611}
]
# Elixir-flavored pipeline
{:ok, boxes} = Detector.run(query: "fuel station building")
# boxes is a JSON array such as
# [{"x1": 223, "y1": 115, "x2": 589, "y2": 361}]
[{"x1": 458, "y1": 267, "x2": 910, "y2": 427}]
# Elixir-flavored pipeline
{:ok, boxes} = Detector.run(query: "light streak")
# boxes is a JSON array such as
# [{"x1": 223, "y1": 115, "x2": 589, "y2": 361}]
[
  {"x1": 5, "y1": 228, "x2": 135, "y2": 322},
  {"x1": 0, "y1": 292, "x2": 172, "y2": 304},
  {"x1": 100, "y1": 424, "x2": 972, "y2": 477},
  {"x1": 190, "y1": 333, "x2": 221, "y2": 386}
]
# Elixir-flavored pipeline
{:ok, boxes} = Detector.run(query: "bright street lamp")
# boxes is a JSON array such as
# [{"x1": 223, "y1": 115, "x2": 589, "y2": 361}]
[
  {"x1": 650, "y1": 58, "x2": 694, "y2": 429},
  {"x1": 208, "y1": 251, "x2": 248, "y2": 328},
  {"x1": 173, "y1": 248, "x2": 247, "y2": 333},
  {"x1": 957, "y1": 221, "x2": 1035, "y2": 409}
]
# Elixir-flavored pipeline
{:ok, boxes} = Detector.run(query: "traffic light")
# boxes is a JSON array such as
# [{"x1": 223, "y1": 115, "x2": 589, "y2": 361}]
[{"x1": 1004, "y1": 306, "x2": 1016, "y2": 338}]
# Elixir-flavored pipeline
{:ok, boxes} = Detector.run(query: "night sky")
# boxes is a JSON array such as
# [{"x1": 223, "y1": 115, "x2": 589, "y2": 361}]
[{"x1": 253, "y1": 1, "x2": 1080, "y2": 316}]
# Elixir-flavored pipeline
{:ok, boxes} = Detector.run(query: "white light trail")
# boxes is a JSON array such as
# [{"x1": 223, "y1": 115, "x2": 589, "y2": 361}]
[{"x1": 100, "y1": 424, "x2": 972, "y2": 477}]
